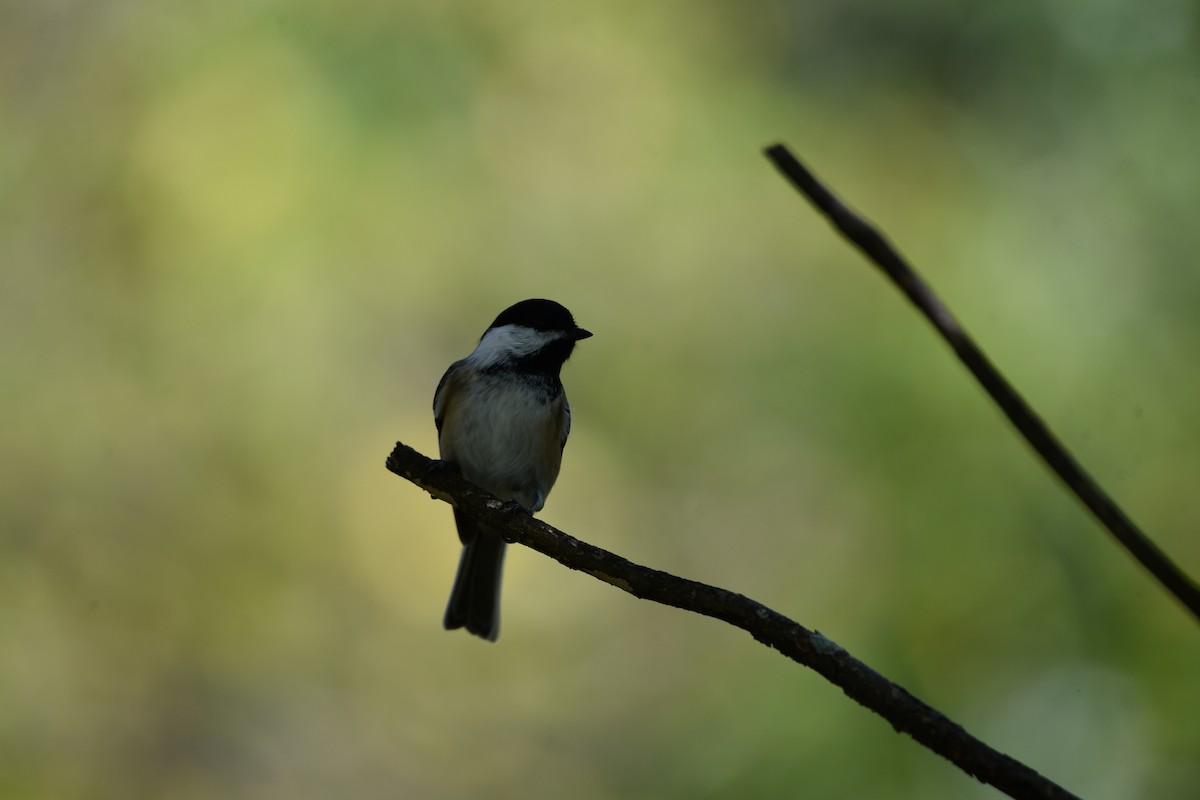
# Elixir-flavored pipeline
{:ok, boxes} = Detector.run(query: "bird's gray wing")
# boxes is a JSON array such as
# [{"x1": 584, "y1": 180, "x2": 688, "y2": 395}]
[
  {"x1": 560, "y1": 396, "x2": 571, "y2": 451},
  {"x1": 432, "y1": 360, "x2": 467, "y2": 435}
]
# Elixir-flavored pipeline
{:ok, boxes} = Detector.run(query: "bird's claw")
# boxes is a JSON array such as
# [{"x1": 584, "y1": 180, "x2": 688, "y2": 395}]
[{"x1": 499, "y1": 500, "x2": 529, "y2": 543}]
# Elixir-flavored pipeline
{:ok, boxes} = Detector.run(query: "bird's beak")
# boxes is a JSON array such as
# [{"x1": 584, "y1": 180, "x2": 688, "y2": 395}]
[{"x1": 573, "y1": 326, "x2": 593, "y2": 340}]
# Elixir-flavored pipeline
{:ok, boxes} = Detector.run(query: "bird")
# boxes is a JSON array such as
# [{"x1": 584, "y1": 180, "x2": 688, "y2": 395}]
[{"x1": 434, "y1": 299, "x2": 592, "y2": 641}]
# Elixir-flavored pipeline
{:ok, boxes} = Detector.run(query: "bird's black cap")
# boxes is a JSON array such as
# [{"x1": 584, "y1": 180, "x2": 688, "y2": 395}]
[{"x1": 488, "y1": 299, "x2": 591, "y2": 340}]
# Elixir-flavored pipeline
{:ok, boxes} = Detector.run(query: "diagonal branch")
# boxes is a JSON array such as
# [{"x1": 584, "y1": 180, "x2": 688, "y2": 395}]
[
  {"x1": 387, "y1": 441, "x2": 1081, "y2": 800},
  {"x1": 764, "y1": 143, "x2": 1200, "y2": 624}
]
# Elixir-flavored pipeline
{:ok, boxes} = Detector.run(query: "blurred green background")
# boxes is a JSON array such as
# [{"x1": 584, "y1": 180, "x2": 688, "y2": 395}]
[{"x1": 3, "y1": 1, "x2": 1199, "y2": 798}]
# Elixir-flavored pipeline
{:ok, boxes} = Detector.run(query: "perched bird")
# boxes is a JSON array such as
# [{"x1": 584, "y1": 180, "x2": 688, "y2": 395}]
[{"x1": 434, "y1": 299, "x2": 592, "y2": 641}]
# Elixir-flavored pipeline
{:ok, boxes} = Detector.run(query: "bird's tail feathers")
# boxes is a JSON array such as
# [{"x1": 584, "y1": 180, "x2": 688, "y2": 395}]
[{"x1": 443, "y1": 509, "x2": 506, "y2": 642}]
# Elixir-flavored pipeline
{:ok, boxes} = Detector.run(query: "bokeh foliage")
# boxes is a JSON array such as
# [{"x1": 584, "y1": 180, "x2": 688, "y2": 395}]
[{"x1": 2, "y1": 1, "x2": 1199, "y2": 798}]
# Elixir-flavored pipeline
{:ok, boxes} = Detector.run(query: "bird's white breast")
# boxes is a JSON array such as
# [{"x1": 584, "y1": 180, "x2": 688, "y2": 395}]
[{"x1": 439, "y1": 372, "x2": 563, "y2": 512}]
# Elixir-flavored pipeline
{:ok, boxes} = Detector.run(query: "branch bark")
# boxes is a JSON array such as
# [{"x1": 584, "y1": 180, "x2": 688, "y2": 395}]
[
  {"x1": 386, "y1": 441, "x2": 1081, "y2": 800},
  {"x1": 764, "y1": 143, "x2": 1200, "y2": 624}
]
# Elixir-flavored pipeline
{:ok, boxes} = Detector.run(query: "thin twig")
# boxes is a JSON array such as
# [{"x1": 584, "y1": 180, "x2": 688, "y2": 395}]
[
  {"x1": 764, "y1": 143, "x2": 1200, "y2": 624},
  {"x1": 387, "y1": 442, "x2": 1081, "y2": 800}
]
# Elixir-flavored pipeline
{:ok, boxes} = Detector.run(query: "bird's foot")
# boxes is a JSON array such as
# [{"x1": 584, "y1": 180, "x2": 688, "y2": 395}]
[
  {"x1": 428, "y1": 459, "x2": 460, "y2": 475},
  {"x1": 499, "y1": 500, "x2": 530, "y2": 543}
]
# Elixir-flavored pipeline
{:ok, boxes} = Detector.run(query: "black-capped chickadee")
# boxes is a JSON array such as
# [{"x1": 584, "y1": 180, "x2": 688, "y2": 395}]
[{"x1": 434, "y1": 299, "x2": 592, "y2": 642}]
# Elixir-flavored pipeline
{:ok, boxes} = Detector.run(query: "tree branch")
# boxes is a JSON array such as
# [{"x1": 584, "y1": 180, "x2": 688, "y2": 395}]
[
  {"x1": 386, "y1": 441, "x2": 1081, "y2": 800},
  {"x1": 764, "y1": 142, "x2": 1200, "y2": 624}
]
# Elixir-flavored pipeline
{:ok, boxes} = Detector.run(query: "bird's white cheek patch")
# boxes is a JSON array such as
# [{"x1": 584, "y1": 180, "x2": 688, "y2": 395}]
[{"x1": 468, "y1": 325, "x2": 559, "y2": 368}]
